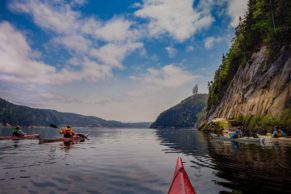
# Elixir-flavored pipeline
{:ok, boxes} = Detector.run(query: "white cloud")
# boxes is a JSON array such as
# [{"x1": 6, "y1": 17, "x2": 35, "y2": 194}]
[
  {"x1": 81, "y1": 17, "x2": 141, "y2": 42},
  {"x1": 227, "y1": 0, "x2": 248, "y2": 28},
  {"x1": 165, "y1": 46, "x2": 177, "y2": 58},
  {"x1": 90, "y1": 42, "x2": 143, "y2": 68},
  {"x1": 135, "y1": 0, "x2": 213, "y2": 42},
  {"x1": 7, "y1": 0, "x2": 143, "y2": 86},
  {"x1": 131, "y1": 2, "x2": 142, "y2": 8},
  {"x1": 90, "y1": 18, "x2": 139, "y2": 42},
  {"x1": 9, "y1": 0, "x2": 80, "y2": 34},
  {"x1": 52, "y1": 35, "x2": 90, "y2": 52},
  {"x1": 198, "y1": 0, "x2": 226, "y2": 12},
  {"x1": 204, "y1": 36, "x2": 223, "y2": 49},
  {"x1": 9, "y1": 0, "x2": 140, "y2": 43},
  {"x1": 0, "y1": 22, "x2": 59, "y2": 85},
  {"x1": 81, "y1": 58, "x2": 113, "y2": 81},
  {"x1": 0, "y1": 21, "x2": 131, "y2": 86},
  {"x1": 129, "y1": 64, "x2": 197, "y2": 97}
]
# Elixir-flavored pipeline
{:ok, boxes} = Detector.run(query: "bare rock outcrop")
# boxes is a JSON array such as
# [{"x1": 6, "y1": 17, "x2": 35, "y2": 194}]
[{"x1": 207, "y1": 46, "x2": 291, "y2": 128}]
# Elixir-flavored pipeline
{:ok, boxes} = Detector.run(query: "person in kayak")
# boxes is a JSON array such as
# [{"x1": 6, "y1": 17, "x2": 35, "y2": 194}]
[
  {"x1": 12, "y1": 126, "x2": 26, "y2": 137},
  {"x1": 230, "y1": 127, "x2": 243, "y2": 139},
  {"x1": 59, "y1": 126, "x2": 76, "y2": 138},
  {"x1": 272, "y1": 126, "x2": 287, "y2": 138}
]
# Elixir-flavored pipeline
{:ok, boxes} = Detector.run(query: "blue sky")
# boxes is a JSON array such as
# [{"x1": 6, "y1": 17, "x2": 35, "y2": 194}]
[{"x1": 0, "y1": 0, "x2": 248, "y2": 122}]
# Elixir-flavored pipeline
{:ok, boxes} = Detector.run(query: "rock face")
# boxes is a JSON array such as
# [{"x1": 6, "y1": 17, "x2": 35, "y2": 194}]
[
  {"x1": 151, "y1": 94, "x2": 208, "y2": 129},
  {"x1": 207, "y1": 46, "x2": 291, "y2": 128}
]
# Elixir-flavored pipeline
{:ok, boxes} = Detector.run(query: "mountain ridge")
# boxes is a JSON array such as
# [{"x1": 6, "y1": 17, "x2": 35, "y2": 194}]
[{"x1": 0, "y1": 98, "x2": 151, "y2": 128}]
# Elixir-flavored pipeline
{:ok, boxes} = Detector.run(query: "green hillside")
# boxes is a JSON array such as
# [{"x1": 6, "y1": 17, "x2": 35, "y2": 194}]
[{"x1": 150, "y1": 94, "x2": 208, "y2": 129}]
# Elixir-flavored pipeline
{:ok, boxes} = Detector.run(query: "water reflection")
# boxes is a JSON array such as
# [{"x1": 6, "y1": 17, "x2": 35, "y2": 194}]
[
  {"x1": 1, "y1": 128, "x2": 291, "y2": 194},
  {"x1": 156, "y1": 128, "x2": 208, "y2": 155},
  {"x1": 157, "y1": 129, "x2": 291, "y2": 194},
  {"x1": 207, "y1": 139, "x2": 291, "y2": 194}
]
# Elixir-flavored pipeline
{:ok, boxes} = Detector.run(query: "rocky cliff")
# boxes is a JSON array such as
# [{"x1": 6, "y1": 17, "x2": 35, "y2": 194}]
[
  {"x1": 205, "y1": 0, "x2": 291, "y2": 130},
  {"x1": 207, "y1": 46, "x2": 291, "y2": 128},
  {"x1": 151, "y1": 94, "x2": 207, "y2": 129}
]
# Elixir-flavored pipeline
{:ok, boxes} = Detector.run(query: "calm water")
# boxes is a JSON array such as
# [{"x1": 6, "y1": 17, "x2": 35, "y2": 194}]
[{"x1": 0, "y1": 128, "x2": 291, "y2": 194}]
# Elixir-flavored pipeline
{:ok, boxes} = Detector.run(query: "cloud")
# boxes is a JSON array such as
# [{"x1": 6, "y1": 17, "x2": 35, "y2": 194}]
[
  {"x1": 52, "y1": 35, "x2": 90, "y2": 52},
  {"x1": 9, "y1": 0, "x2": 80, "y2": 34},
  {"x1": 130, "y1": 2, "x2": 142, "y2": 8},
  {"x1": 86, "y1": 18, "x2": 140, "y2": 42},
  {"x1": 0, "y1": 21, "x2": 127, "y2": 86},
  {"x1": 204, "y1": 36, "x2": 224, "y2": 49},
  {"x1": 198, "y1": 0, "x2": 226, "y2": 12},
  {"x1": 81, "y1": 58, "x2": 113, "y2": 81},
  {"x1": 7, "y1": 0, "x2": 143, "y2": 86},
  {"x1": 135, "y1": 0, "x2": 213, "y2": 42},
  {"x1": 90, "y1": 42, "x2": 143, "y2": 68},
  {"x1": 227, "y1": 0, "x2": 248, "y2": 28},
  {"x1": 129, "y1": 64, "x2": 198, "y2": 97},
  {"x1": 165, "y1": 46, "x2": 177, "y2": 58},
  {"x1": 0, "y1": 21, "x2": 59, "y2": 85}
]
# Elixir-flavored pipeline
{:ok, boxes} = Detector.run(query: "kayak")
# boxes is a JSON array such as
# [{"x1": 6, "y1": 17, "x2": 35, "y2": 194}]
[
  {"x1": 210, "y1": 133, "x2": 265, "y2": 144},
  {"x1": 39, "y1": 136, "x2": 83, "y2": 144},
  {"x1": 0, "y1": 134, "x2": 40, "y2": 140},
  {"x1": 257, "y1": 135, "x2": 291, "y2": 142},
  {"x1": 168, "y1": 157, "x2": 196, "y2": 194}
]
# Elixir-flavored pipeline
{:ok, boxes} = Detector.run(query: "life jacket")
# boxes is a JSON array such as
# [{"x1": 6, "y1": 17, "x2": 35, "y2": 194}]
[{"x1": 59, "y1": 128, "x2": 75, "y2": 136}]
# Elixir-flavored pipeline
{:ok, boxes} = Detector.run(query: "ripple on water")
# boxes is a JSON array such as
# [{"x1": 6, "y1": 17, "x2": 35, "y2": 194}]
[
  {"x1": 31, "y1": 180, "x2": 53, "y2": 187},
  {"x1": 52, "y1": 177, "x2": 72, "y2": 185}
]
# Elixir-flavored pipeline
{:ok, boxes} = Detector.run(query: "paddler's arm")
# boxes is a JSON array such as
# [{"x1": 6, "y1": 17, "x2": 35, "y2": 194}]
[
  {"x1": 19, "y1": 129, "x2": 26, "y2": 135},
  {"x1": 59, "y1": 129, "x2": 64, "y2": 134}
]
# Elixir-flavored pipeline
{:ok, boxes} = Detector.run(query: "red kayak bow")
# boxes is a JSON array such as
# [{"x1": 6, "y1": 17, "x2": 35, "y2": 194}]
[
  {"x1": 0, "y1": 134, "x2": 40, "y2": 140},
  {"x1": 168, "y1": 157, "x2": 196, "y2": 194}
]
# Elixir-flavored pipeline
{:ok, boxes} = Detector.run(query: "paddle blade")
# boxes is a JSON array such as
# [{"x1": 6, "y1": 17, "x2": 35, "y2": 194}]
[
  {"x1": 77, "y1": 133, "x2": 89, "y2": 140},
  {"x1": 50, "y1": 124, "x2": 58, "y2": 128}
]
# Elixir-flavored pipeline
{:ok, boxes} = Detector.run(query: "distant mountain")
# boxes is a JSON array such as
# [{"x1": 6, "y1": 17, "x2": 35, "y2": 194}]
[
  {"x1": 150, "y1": 94, "x2": 208, "y2": 129},
  {"x1": 0, "y1": 98, "x2": 150, "y2": 128}
]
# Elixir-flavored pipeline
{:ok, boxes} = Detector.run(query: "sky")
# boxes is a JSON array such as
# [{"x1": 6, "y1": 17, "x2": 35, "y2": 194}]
[{"x1": 0, "y1": 0, "x2": 248, "y2": 122}]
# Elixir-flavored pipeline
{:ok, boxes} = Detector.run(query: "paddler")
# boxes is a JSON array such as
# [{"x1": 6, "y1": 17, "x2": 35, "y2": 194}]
[
  {"x1": 12, "y1": 126, "x2": 26, "y2": 137},
  {"x1": 59, "y1": 126, "x2": 76, "y2": 138},
  {"x1": 230, "y1": 127, "x2": 243, "y2": 139},
  {"x1": 272, "y1": 126, "x2": 287, "y2": 138}
]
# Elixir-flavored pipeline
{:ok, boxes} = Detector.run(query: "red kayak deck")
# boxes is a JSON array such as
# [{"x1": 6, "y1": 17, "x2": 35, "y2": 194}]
[
  {"x1": 168, "y1": 157, "x2": 196, "y2": 194},
  {"x1": 0, "y1": 134, "x2": 40, "y2": 140}
]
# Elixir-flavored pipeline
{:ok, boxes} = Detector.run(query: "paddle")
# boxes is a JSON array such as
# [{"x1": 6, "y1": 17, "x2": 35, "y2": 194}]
[
  {"x1": 49, "y1": 124, "x2": 89, "y2": 140},
  {"x1": 50, "y1": 124, "x2": 58, "y2": 128}
]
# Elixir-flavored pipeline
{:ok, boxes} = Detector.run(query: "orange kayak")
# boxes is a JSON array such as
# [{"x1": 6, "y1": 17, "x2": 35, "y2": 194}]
[{"x1": 168, "y1": 157, "x2": 196, "y2": 194}]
